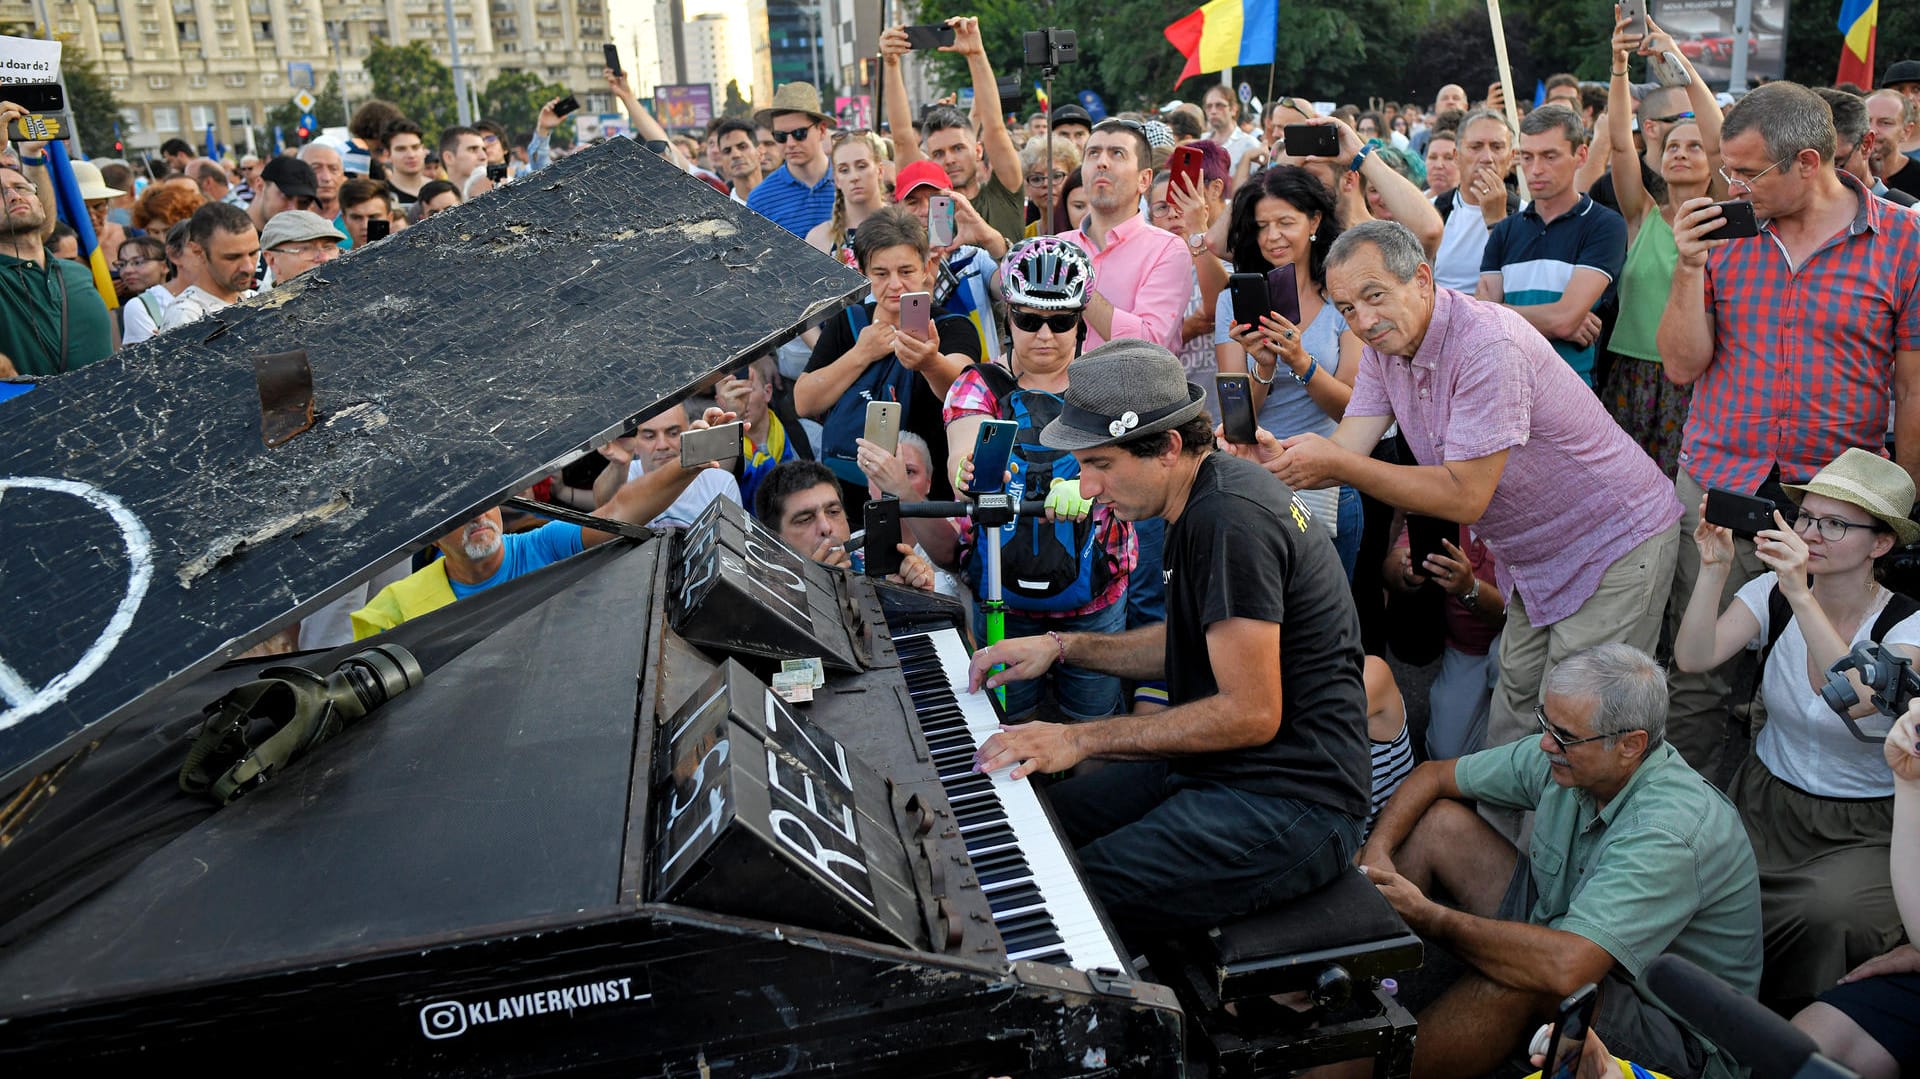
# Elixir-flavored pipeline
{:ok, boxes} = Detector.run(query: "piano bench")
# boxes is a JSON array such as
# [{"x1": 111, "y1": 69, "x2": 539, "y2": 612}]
[{"x1": 1195, "y1": 866, "x2": 1423, "y2": 1004}]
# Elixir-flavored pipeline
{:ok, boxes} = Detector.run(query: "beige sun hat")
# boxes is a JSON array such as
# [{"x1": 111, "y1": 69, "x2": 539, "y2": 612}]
[
  {"x1": 1782, "y1": 448, "x2": 1920, "y2": 547},
  {"x1": 69, "y1": 160, "x2": 125, "y2": 201},
  {"x1": 753, "y1": 82, "x2": 837, "y2": 130}
]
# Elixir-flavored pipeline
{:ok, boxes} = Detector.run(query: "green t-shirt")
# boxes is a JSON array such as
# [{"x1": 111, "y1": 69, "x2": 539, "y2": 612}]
[
  {"x1": 1607, "y1": 211, "x2": 1678, "y2": 365},
  {"x1": 0, "y1": 251, "x2": 114, "y2": 376},
  {"x1": 973, "y1": 170, "x2": 1025, "y2": 247}
]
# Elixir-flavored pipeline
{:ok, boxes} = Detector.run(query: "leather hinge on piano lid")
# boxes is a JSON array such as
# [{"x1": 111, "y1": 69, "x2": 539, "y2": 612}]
[{"x1": 1084, "y1": 967, "x2": 1141, "y2": 998}]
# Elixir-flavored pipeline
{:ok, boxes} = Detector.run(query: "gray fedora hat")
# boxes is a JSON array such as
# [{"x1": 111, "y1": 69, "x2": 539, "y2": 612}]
[{"x1": 1040, "y1": 338, "x2": 1207, "y2": 451}]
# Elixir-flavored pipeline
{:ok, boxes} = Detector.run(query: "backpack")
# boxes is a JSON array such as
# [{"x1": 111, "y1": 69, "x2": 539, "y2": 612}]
[
  {"x1": 1750, "y1": 583, "x2": 1920, "y2": 707},
  {"x1": 960, "y1": 363, "x2": 1123, "y2": 613},
  {"x1": 818, "y1": 304, "x2": 923, "y2": 488}
]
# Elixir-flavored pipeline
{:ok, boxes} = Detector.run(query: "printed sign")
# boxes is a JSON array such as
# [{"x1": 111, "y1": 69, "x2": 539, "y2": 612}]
[
  {"x1": 0, "y1": 35, "x2": 61, "y2": 85},
  {"x1": 651, "y1": 83, "x2": 713, "y2": 132}
]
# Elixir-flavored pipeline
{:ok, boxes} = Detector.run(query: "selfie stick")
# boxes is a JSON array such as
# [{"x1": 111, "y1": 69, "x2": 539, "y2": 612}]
[{"x1": 1484, "y1": 0, "x2": 1531, "y2": 201}]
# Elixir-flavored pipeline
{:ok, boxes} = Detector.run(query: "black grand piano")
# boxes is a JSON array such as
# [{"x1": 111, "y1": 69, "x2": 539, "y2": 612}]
[{"x1": 0, "y1": 139, "x2": 1418, "y2": 1076}]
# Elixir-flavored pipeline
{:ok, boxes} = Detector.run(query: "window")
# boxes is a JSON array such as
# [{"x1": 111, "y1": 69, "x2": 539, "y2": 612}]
[
  {"x1": 224, "y1": 73, "x2": 247, "y2": 87},
  {"x1": 255, "y1": 21, "x2": 272, "y2": 39},
  {"x1": 119, "y1": 108, "x2": 142, "y2": 134},
  {"x1": 190, "y1": 105, "x2": 217, "y2": 130},
  {"x1": 289, "y1": 17, "x2": 305, "y2": 32},
  {"x1": 188, "y1": 73, "x2": 206, "y2": 87},
  {"x1": 58, "y1": 20, "x2": 79, "y2": 33},
  {"x1": 152, "y1": 106, "x2": 179, "y2": 130},
  {"x1": 148, "y1": 73, "x2": 170, "y2": 88},
  {"x1": 216, "y1": 19, "x2": 234, "y2": 33},
  {"x1": 500, "y1": 40, "x2": 516, "y2": 52},
  {"x1": 261, "y1": 73, "x2": 278, "y2": 86},
  {"x1": 176, "y1": 20, "x2": 198, "y2": 40},
  {"x1": 220, "y1": 46, "x2": 237, "y2": 57},
  {"x1": 110, "y1": 76, "x2": 129, "y2": 90},
  {"x1": 100, "y1": 0, "x2": 120, "y2": 11},
  {"x1": 100, "y1": 26, "x2": 123, "y2": 43},
  {"x1": 228, "y1": 104, "x2": 253, "y2": 125}
]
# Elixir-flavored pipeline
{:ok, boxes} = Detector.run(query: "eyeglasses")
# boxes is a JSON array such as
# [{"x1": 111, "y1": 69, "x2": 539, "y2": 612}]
[
  {"x1": 1009, "y1": 309, "x2": 1082, "y2": 334},
  {"x1": 771, "y1": 125, "x2": 816, "y2": 143},
  {"x1": 1026, "y1": 170, "x2": 1069, "y2": 185},
  {"x1": 1646, "y1": 111, "x2": 1696, "y2": 125},
  {"x1": 1793, "y1": 511, "x2": 1887, "y2": 542},
  {"x1": 271, "y1": 242, "x2": 338, "y2": 259},
  {"x1": 482, "y1": 134, "x2": 500, "y2": 145},
  {"x1": 1718, "y1": 155, "x2": 1794, "y2": 191},
  {"x1": 1534, "y1": 706, "x2": 1620, "y2": 749}
]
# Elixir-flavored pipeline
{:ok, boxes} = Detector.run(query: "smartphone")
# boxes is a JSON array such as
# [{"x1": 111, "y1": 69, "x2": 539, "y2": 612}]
[
  {"x1": 644, "y1": 139, "x2": 670, "y2": 155},
  {"x1": 4, "y1": 83, "x2": 63, "y2": 112},
  {"x1": 365, "y1": 217, "x2": 390, "y2": 242},
  {"x1": 1705, "y1": 487, "x2": 1779, "y2": 538},
  {"x1": 1619, "y1": 0, "x2": 1649, "y2": 40},
  {"x1": 603, "y1": 43, "x2": 624, "y2": 77},
  {"x1": 1284, "y1": 123, "x2": 1341, "y2": 158},
  {"x1": 927, "y1": 195, "x2": 957, "y2": 246},
  {"x1": 1405, "y1": 513, "x2": 1454, "y2": 576},
  {"x1": 679, "y1": 420, "x2": 744, "y2": 468},
  {"x1": 903, "y1": 24, "x2": 956, "y2": 50},
  {"x1": 864, "y1": 400, "x2": 902, "y2": 455},
  {"x1": 1216, "y1": 373, "x2": 1257, "y2": 445},
  {"x1": 861, "y1": 499, "x2": 905, "y2": 577},
  {"x1": 967, "y1": 420, "x2": 1019, "y2": 495},
  {"x1": 1228, "y1": 272, "x2": 1271, "y2": 331},
  {"x1": 1710, "y1": 200, "x2": 1760, "y2": 239},
  {"x1": 485, "y1": 161, "x2": 508, "y2": 182},
  {"x1": 899, "y1": 290, "x2": 932, "y2": 340},
  {"x1": 1541, "y1": 984, "x2": 1600, "y2": 1079},
  {"x1": 1267, "y1": 263, "x2": 1301, "y2": 327},
  {"x1": 1168, "y1": 144, "x2": 1205, "y2": 195},
  {"x1": 554, "y1": 94, "x2": 580, "y2": 118},
  {"x1": 5, "y1": 84, "x2": 70, "y2": 142}
]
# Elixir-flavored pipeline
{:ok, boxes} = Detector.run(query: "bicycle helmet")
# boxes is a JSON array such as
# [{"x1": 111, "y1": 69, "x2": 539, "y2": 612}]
[{"x1": 998, "y1": 235, "x2": 1096, "y2": 312}]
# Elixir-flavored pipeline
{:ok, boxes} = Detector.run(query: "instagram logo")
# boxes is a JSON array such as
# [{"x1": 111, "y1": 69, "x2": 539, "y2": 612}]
[{"x1": 418, "y1": 1001, "x2": 468, "y2": 1040}]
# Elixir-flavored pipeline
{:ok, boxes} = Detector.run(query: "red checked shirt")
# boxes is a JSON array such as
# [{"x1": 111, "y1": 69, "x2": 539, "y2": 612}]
[{"x1": 1682, "y1": 172, "x2": 1920, "y2": 492}]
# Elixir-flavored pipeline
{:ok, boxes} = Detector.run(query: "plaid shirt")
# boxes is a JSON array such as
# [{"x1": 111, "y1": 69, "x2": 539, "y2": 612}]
[{"x1": 1682, "y1": 172, "x2": 1920, "y2": 492}]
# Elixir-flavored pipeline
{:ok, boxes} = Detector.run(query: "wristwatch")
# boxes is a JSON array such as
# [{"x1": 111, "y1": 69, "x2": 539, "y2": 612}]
[
  {"x1": 1458, "y1": 580, "x2": 1481, "y2": 611},
  {"x1": 1187, "y1": 232, "x2": 1209, "y2": 252}
]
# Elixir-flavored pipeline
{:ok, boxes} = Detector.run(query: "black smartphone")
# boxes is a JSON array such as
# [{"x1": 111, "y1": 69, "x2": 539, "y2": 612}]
[
  {"x1": 485, "y1": 161, "x2": 508, "y2": 182},
  {"x1": 1710, "y1": 200, "x2": 1760, "y2": 239},
  {"x1": 603, "y1": 43, "x2": 624, "y2": 77},
  {"x1": 1705, "y1": 487, "x2": 1779, "y2": 538},
  {"x1": 1405, "y1": 513, "x2": 1454, "y2": 577},
  {"x1": 1284, "y1": 122, "x2": 1341, "y2": 158},
  {"x1": 1228, "y1": 272, "x2": 1270, "y2": 331},
  {"x1": 903, "y1": 24, "x2": 956, "y2": 49},
  {"x1": 862, "y1": 498, "x2": 905, "y2": 577},
  {"x1": 644, "y1": 139, "x2": 670, "y2": 155},
  {"x1": 5, "y1": 83, "x2": 63, "y2": 112},
  {"x1": 554, "y1": 94, "x2": 580, "y2": 118},
  {"x1": 1267, "y1": 262, "x2": 1301, "y2": 326},
  {"x1": 365, "y1": 217, "x2": 390, "y2": 242},
  {"x1": 1216, "y1": 373, "x2": 1258, "y2": 445},
  {"x1": 1541, "y1": 984, "x2": 1600, "y2": 1079}
]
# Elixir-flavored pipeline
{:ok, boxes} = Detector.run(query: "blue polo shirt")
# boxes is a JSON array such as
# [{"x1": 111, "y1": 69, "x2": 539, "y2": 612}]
[
  {"x1": 744, "y1": 163, "x2": 836, "y2": 237},
  {"x1": 1481, "y1": 194, "x2": 1627, "y2": 385}
]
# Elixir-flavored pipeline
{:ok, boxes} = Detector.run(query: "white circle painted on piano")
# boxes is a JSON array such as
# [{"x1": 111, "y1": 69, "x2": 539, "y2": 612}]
[{"x1": 0, "y1": 476, "x2": 154, "y2": 731}]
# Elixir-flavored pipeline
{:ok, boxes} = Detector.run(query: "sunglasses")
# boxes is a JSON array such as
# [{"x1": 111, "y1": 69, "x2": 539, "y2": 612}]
[
  {"x1": 1534, "y1": 705, "x2": 1628, "y2": 749},
  {"x1": 1010, "y1": 310, "x2": 1081, "y2": 334},
  {"x1": 772, "y1": 125, "x2": 817, "y2": 144}
]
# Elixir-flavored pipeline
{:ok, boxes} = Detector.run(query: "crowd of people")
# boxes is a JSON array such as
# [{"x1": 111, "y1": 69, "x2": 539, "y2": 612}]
[{"x1": 12, "y1": 9, "x2": 1920, "y2": 1077}]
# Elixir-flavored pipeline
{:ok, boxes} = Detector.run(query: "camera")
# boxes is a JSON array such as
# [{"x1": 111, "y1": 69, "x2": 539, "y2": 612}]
[
  {"x1": 486, "y1": 161, "x2": 508, "y2": 182},
  {"x1": 1022, "y1": 28, "x2": 1078, "y2": 70},
  {"x1": 1821, "y1": 641, "x2": 1920, "y2": 738}
]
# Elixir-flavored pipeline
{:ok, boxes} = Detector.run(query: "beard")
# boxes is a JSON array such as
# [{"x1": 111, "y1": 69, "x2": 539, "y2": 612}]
[{"x1": 459, "y1": 522, "x2": 503, "y2": 561}]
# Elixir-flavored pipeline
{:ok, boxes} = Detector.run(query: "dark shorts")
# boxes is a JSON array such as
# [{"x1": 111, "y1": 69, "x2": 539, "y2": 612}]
[{"x1": 1817, "y1": 972, "x2": 1920, "y2": 1069}]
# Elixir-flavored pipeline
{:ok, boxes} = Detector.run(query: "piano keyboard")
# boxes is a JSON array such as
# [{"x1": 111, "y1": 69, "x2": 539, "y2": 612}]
[{"x1": 895, "y1": 629, "x2": 1126, "y2": 974}]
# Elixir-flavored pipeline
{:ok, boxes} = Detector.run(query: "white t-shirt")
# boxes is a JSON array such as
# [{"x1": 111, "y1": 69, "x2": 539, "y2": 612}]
[
  {"x1": 1736, "y1": 571, "x2": 1920, "y2": 798},
  {"x1": 625, "y1": 458, "x2": 742, "y2": 528},
  {"x1": 120, "y1": 283, "x2": 174, "y2": 346},
  {"x1": 159, "y1": 284, "x2": 237, "y2": 332},
  {"x1": 1432, "y1": 196, "x2": 1494, "y2": 293},
  {"x1": 1219, "y1": 126, "x2": 1265, "y2": 175}
]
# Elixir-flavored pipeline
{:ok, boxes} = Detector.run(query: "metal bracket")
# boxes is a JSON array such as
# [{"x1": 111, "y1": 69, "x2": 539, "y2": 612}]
[{"x1": 252, "y1": 349, "x2": 315, "y2": 447}]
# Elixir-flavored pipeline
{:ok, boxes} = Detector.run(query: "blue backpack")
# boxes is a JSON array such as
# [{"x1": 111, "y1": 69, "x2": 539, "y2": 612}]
[
  {"x1": 962, "y1": 364, "x2": 1125, "y2": 613},
  {"x1": 819, "y1": 304, "x2": 922, "y2": 488}
]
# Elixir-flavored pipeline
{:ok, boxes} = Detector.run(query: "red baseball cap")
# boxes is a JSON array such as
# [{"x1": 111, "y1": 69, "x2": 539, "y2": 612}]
[{"x1": 895, "y1": 160, "x2": 953, "y2": 198}]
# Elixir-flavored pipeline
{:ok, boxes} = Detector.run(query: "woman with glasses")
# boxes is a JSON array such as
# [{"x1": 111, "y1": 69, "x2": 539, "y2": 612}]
[
  {"x1": 119, "y1": 224, "x2": 195, "y2": 347},
  {"x1": 1675, "y1": 449, "x2": 1920, "y2": 1013},
  {"x1": 1150, "y1": 141, "x2": 1230, "y2": 414},
  {"x1": 113, "y1": 235, "x2": 170, "y2": 347},
  {"x1": 1019, "y1": 136, "x2": 1080, "y2": 237},
  {"x1": 805, "y1": 130, "x2": 889, "y2": 268},
  {"x1": 941, "y1": 237, "x2": 1134, "y2": 721},
  {"x1": 1600, "y1": 9, "x2": 1725, "y2": 478}
]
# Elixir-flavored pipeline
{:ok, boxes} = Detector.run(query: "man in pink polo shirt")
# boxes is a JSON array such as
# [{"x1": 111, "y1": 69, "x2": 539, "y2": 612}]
[
  {"x1": 1060, "y1": 118, "x2": 1193, "y2": 352},
  {"x1": 1239, "y1": 221, "x2": 1683, "y2": 790}
]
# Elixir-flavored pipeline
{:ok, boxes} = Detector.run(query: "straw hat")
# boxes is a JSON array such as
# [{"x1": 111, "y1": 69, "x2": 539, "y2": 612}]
[
  {"x1": 753, "y1": 82, "x2": 836, "y2": 130},
  {"x1": 69, "y1": 160, "x2": 125, "y2": 201},
  {"x1": 1782, "y1": 448, "x2": 1920, "y2": 547}
]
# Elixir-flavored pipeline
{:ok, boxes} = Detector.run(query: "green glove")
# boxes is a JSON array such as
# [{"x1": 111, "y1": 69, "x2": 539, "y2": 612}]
[{"x1": 1045, "y1": 477, "x2": 1093, "y2": 521}]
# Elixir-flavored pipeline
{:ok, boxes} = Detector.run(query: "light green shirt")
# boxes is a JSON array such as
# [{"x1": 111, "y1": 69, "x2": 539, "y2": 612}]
[
  {"x1": 1455, "y1": 738, "x2": 1762, "y2": 1076},
  {"x1": 1607, "y1": 210, "x2": 1679, "y2": 364}
]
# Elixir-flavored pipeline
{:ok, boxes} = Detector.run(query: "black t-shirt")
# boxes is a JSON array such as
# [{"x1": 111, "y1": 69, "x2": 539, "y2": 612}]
[
  {"x1": 1163, "y1": 453, "x2": 1370, "y2": 817},
  {"x1": 805, "y1": 302, "x2": 980, "y2": 502},
  {"x1": 1886, "y1": 159, "x2": 1920, "y2": 199}
]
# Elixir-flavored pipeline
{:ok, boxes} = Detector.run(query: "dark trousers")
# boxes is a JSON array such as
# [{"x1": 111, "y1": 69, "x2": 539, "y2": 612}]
[{"x1": 1049, "y1": 762, "x2": 1362, "y2": 938}]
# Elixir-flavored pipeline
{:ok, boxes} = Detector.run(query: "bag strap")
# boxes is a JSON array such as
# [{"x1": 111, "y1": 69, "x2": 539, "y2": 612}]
[
  {"x1": 1872, "y1": 591, "x2": 1920, "y2": 642},
  {"x1": 970, "y1": 362, "x2": 1018, "y2": 420}
]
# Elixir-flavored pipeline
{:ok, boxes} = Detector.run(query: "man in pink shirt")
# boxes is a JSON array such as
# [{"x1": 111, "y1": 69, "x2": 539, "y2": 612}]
[
  {"x1": 1239, "y1": 221, "x2": 1683, "y2": 796},
  {"x1": 1061, "y1": 118, "x2": 1194, "y2": 352}
]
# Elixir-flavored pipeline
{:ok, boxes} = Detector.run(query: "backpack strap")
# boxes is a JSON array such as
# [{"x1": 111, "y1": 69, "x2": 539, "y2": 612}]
[
  {"x1": 1759, "y1": 583, "x2": 1792, "y2": 671},
  {"x1": 1872, "y1": 591, "x2": 1920, "y2": 642},
  {"x1": 845, "y1": 304, "x2": 870, "y2": 337},
  {"x1": 969, "y1": 361, "x2": 1018, "y2": 420}
]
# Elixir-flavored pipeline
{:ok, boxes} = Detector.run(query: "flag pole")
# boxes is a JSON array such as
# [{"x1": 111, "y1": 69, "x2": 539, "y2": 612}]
[{"x1": 1485, "y1": 0, "x2": 1530, "y2": 200}]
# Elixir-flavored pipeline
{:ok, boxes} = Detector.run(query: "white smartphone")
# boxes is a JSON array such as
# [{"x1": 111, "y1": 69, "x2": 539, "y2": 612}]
[{"x1": 928, "y1": 195, "x2": 956, "y2": 246}]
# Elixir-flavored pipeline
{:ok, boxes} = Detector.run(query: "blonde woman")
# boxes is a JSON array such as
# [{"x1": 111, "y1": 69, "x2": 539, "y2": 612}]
[
  {"x1": 806, "y1": 130, "x2": 890, "y2": 267},
  {"x1": 1019, "y1": 135, "x2": 1080, "y2": 236}
]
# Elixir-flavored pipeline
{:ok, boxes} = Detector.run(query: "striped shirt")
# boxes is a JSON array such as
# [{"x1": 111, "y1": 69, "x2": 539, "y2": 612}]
[
  {"x1": 1682, "y1": 171, "x2": 1920, "y2": 493},
  {"x1": 1481, "y1": 193, "x2": 1627, "y2": 385},
  {"x1": 1368, "y1": 721, "x2": 1415, "y2": 829},
  {"x1": 744, "y1": 163, "x2": 836, "y2": 237}
]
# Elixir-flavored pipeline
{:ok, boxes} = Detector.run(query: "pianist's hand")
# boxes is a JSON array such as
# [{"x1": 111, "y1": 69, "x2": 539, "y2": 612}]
[
  {"x1": 974, "y1": 721, "x2": 1085, "y2": 780},
  {"x1": 967, "y1": 635, "x2": 1057, "y2": 694}
]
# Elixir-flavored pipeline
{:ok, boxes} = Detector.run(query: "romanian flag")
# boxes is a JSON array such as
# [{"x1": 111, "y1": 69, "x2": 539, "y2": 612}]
[
  {"x1": 1163, "y1": 0, "x2": 1277, "y2": 85},
  {"x1": 44, "y1": 141, "x2": 118, "y2": 311},
  {"x1": 1035, "y1": 82, "x2": 1050, "y2": 113},
  {"x1": 1838, "y1": 0, "x2": 1878, "y2": 87}
]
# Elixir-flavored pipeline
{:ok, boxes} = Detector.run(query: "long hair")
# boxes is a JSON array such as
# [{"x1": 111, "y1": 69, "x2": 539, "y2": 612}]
[
  {"x1": 826, "y1": 130, "x2": 890, "y2": 254},
  {"x1": 1225, "y1": 164, "x2": 1341, "y2": 285}
]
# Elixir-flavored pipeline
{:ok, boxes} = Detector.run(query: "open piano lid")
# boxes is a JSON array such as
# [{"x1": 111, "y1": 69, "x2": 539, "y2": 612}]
[{"x1": 0, "y1": 137, "x2": 866, "y2": 794}]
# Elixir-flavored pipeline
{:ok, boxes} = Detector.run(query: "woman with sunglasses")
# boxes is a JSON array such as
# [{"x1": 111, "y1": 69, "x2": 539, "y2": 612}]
[
  {"x1": 940, "y1": 237, "x2": 1135, "y2": 721},
  {"x1": 1599, "y1": 7, "x2": 1725, "y2": 478},
  {"x1": 1676, "y1": 449, "x2": 1920, "y2": 1013},
  {"x1": 806, "y1": 130, "x2": 890, "y2": 268}
]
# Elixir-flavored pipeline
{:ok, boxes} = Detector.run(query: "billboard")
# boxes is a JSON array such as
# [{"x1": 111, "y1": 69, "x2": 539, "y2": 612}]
[
  {"x1": 1651, "y1": 0, "x2": 1788, "y2": 85},
  {"x1": 834, "y1": 95, "x2": 873, "y2": 129},
  {"x1": 653, "y1": 84, "x2": 714, "y2": 132}
]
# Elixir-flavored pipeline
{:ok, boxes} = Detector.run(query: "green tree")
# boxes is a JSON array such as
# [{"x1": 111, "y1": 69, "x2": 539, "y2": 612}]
[
  {"x1": 723, "y1": 78, "x2": 754, "y2": 120},
  {"x1": 478, "y1": 70, "x2": 566, "y2": 136},
  {"x1": 1783, "y1": 2, "x2": 1920, "y2": 87},
  {"x1": 265, "y1": 71, "x2": 348, "y2": 147},
  {"x1": 364, "y1": 39, "x2": 457, "y2": 141}
]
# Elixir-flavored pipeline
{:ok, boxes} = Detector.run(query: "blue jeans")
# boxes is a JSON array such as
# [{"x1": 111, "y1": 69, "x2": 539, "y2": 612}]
[
  {"x1": 1048, "y1": 762, "x2": 1363, "y2": 937},
  {"x1": 973, "y1": 599, "x2": 1127, "y2": 721},
  {"x1": 1335, "y1": 484, "x2": 1362, "y2": 582}
]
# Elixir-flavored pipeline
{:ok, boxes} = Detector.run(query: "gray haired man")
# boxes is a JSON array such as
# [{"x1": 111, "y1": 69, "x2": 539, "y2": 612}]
[{"x1": 1355, "y1": 644, "x2": 1761, "y2": 1079}]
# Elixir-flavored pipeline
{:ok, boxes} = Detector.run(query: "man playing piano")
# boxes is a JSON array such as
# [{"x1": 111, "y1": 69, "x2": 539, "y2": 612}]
[{"x1": 969, "y1": 339, "x2": 1372, "y2": 936}]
